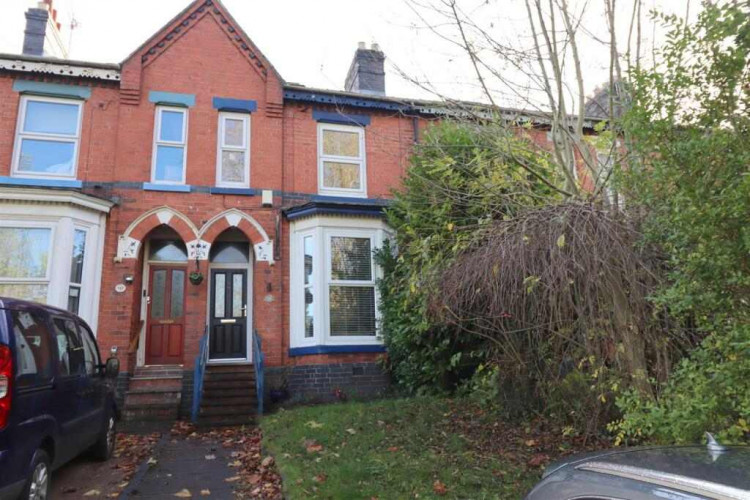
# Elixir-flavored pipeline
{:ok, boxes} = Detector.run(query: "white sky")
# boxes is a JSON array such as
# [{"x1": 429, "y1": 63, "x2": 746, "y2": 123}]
[{"x1": 0, "y1": 0, "x2": 693, "y2": 106}]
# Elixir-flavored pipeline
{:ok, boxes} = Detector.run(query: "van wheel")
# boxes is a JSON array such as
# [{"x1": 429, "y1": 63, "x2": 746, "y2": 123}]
[
  {"x1": 21, "y1": 449, "x2": 50, "y2": 500},
  {"x1": 91, "y1": 407, "x2": 117, "y2": 461}
]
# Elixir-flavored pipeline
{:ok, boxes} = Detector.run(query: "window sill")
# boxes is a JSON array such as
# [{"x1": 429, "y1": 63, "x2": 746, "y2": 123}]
[
  {"x1": 288, "y1": 344, "x2": 386, "y2": 356},
  {"x1": 142, "y1": 182, "x2": 191, "y2": 193},
  {"x1": 210, "y1": 186, "x2": 256, "y2": 196},
  {"x1": 0, "y1": 176, "x2": 83, "y2": 189}
]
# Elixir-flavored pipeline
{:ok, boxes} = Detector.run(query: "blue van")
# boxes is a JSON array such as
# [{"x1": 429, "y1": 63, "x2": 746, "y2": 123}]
[{"x1": 0, "y1": 298, "x2": 119, "y2": 500}]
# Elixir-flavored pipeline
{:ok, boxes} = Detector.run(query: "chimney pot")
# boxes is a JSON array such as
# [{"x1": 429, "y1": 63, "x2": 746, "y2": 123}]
[{"x1": 345, "y1": 42, "x2": 386, "y2": 96}]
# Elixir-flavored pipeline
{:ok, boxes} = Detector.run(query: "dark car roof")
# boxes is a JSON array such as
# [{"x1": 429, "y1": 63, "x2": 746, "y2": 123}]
[
  {"x1": 0, "y1": 297, "x2": 78, "y2": 318},
  {"x1": 545, "y1": 445, "x2": 750, "y2": 498}
]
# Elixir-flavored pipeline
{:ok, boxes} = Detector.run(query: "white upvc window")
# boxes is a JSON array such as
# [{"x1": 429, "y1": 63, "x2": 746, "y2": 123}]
[
  {"x1": 325, "y1": 232, "x2": 378, "y2": 340},
  {"x1": 0, "y1": 223, "x2": 54, "y2": 304},
  {"x1": 317, "y1": 123, "x2": 367, "y2": 197},
  {"x1": 216, "y1": 112, "x2": 250, "y2": 188},
  {"x1": 291, "y1": 218, "x2": 386, "y2": 348},
  {"x1": 12, "y1": 96, "x2": 83, "y2": 179},
  {"x1": 151, "y1": 106, "x2": 188, "y2": 184},
  {"x1": 67, "y1": 228, "x2": 87, "y2": 315}
]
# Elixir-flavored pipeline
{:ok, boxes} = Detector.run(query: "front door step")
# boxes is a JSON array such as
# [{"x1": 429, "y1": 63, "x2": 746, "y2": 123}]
[
  {"x1": 195, "y1": 365, "x2": 258, "y2": 427},
  {"x1": 123, "y1": 368, "x2": 184, "y2": 422}
]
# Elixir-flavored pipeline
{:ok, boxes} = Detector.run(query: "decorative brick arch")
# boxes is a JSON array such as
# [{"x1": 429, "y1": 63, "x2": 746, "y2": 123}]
[
  {"x1": 199, "y1": 209, "x2": 274, "y2": 262},
  {"x1": 115, "y1": 206, "x2": 199, "y2": 261}
]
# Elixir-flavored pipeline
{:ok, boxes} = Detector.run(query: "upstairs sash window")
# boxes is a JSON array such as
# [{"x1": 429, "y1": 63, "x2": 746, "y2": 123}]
[
  {"x1": 13, "y1": 96, "x2": 82, "y2": 178},
  {"x1": 318, "y1": 123, "x2": 366, "y2": 197},
  {"x1": 152, "y1": 106, "x2": 187, "y2": 184},
  {"x1": 216, "y1": 112, "x2": 250, "y2": 187}
]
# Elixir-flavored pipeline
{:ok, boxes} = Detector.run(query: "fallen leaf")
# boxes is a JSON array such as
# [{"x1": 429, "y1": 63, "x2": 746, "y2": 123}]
[
  {"x1": 306, "y1": 443, "x2": 323, "y2": 453},
  {"x1": 204, "y1": 454, "x2": 216, "y2": 460},
  {"x1": 433, "y1": 480, "x2": 448, "y2": 496},
  {"x1": 228, "y1": 460, "x2": 242, "y2": 467},
  {"x1": 525, "y1": 439, "x2": 537, "y2": 447},
  {"x1": 527, "y1": 454, "x2": 550, "y2": 467},
  {"x1": 346, "y1": 428, "x2": 357, "y2": 435},
  {"x1": 225, "y1": 476, "x2": 241, "y2": 483},
  {"x1": 147, "y1": 457, "x2": 158, "y2": 465},
  {"x1": 174, "y1": 489, "x2": 192, "y2": 498},
  {"x1": 261, "y1": 456, "x2": 274, "y2": 467},
  {"x1": 313, "y1": 473, "x2": 327, "y2": 483},
  {"x1": 305, "y1": 420, "x2": 324, "y2": 429},
  {"x1": 200, "y1": 490, "x2": 211, "y2": 496},
  {"x1": 83, "y1": 490, "x2": 100, "y2": 497},
  {"x1": 387, "y1": 446, "x2": 399, "y2": 452},
  {"x1": 248, "y1": 474, "x2": 262, "y2": 484}
]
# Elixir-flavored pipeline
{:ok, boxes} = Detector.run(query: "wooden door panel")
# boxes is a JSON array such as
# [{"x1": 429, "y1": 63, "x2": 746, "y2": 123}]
[{"x1": 146, "y1": 266, "x2": 185, "y2": 365}]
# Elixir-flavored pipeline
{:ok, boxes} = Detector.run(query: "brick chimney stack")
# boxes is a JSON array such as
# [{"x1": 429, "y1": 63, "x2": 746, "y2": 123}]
[
  {"x1": 23, "y1": 0, "x2": 67, "y2": 58},
  {"x1": 345, "y1": 42, "x2": 386, "y2": 96}
]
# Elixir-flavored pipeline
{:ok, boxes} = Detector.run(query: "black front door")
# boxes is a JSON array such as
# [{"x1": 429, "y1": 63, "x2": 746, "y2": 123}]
[{"x1": 209, "y1": 269, "x2": 248, "y2": 360}]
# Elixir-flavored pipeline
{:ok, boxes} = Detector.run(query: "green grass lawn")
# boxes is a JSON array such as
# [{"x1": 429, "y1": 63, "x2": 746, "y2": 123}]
[{"x1": 261, "y1": 397, "x2": 559, "y2": 499}]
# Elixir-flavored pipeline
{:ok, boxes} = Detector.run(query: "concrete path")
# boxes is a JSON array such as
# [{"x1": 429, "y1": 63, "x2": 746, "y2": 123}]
[{"x1": 121, "y1": 433, "x2": 239, "y2": 499}]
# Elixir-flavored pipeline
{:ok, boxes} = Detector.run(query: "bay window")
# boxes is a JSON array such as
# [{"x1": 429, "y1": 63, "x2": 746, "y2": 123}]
[
  {"x1": 0, "y1": 225, "x2": 53, "y2": 303},
  {"x1": 12, "y1": 96, "x2": 82, "y2": 178},
  {"x1": 152, "y1": 106, "x2": 187, "y2": 184},
  {"x1": 291, "y1": 217, "x2": 386, "y2": 349},
  {"x1": 318, "y1": 123, "x2": 366, "y2": 197},
  {"x1": 67, "y1": 229, "x2": 87, "y2": 314},
  {"x1": 0, "y1": 189, "x2": 110, "y2": 330}
]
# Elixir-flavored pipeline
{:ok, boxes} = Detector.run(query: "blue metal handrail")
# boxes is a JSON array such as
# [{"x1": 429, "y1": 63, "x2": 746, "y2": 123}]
[
  {"x1": 252, "y1": 329, "x2": 264, "y2": 415},
  {"x1": 191, "y1": 330, "x2": 209, "y2": 423}
]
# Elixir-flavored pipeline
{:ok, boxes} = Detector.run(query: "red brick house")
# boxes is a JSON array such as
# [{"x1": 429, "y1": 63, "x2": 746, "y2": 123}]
[{"x1": 0, "y1": 0, "x2": 583, "y2": 423}]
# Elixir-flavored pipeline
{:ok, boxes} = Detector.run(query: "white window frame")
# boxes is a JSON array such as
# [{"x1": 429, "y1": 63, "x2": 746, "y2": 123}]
[
  {"x1": 151, "y1": 106, "x2": 188, "y2": 185},
  {"x1": 290, "y1": 217, "x2": 385, "y2": 348},
  {"x1": 0, "y1": 221, "x2": 56, "y2": 304},
  {"x1": 215, "y1": 112, "x2": 251, "y2": 188},
  {"x1": 317, "y1": 123, "x2": 367, "y2": 198},
  {"x1": 323, "y1": 229, "x2": 380, "y2": 344},
  {"x1": 11, "y1": 95, "x2": 83, "y2": 179},
  {"x1": 67, "y1": 227, "x2": 88, "y2": 315}
]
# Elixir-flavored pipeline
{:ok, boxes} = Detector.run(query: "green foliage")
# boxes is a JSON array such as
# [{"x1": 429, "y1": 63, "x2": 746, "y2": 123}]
[
  {"x1": 614, "y1": 2, "x2": 750, "y2": 444},
  {"x1": 612, "y1": 324, "x2": 750, "y2": 445},
  {"x1": 376, "y1": 120, "x2": 560, "y2": 394}
]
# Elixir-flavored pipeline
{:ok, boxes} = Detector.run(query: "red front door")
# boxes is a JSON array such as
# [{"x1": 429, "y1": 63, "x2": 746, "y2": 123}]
[{"x1": 146, "y1": 266, "x2": 186, "y2": 365}]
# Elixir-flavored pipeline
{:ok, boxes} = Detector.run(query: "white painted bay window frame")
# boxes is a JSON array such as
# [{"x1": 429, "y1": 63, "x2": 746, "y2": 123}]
[
  {"x1": 290, "y1": 217, "x2": 386, "y2": 349},
  {"x1": 317, "y1": 123, "x2": 367, "y2": 198},
  {"x1": 215, "y1": 112, "x2": 251, "y2": 188},
  {"x1": 0, "y1": 189, "x2": 110, "y2": 330},
  {"x1": 151, "y1": 105, "x2": 188, "y2": 185},
  {"x1": 11, "y1": 95, "x2": 83, "y2": 179}
]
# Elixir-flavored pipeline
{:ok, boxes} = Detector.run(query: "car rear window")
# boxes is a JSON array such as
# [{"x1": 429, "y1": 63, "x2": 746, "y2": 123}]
[{"x1": 11, "y1": 309, "x2": 53, "y2": 388}]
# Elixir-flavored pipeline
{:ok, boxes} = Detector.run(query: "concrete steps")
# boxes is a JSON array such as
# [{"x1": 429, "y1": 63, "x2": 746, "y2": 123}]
[
  {"x1": 123, "y1": 366, "x2": 184, "y2": 421},
  {"x1": 196, "y1": 364, "x2": 258, "y2": 428}
]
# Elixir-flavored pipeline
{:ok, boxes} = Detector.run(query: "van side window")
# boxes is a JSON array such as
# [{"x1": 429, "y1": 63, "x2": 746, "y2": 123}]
[
  {"x1": 52, "y1": 317, "x2": 86, "y2": 376},
  {"x1": 77, "y1": 322, "x2": 100, "y2": 375},
  {"x1": 11, "y1": 310, "x2": 53, "y2": 388}
]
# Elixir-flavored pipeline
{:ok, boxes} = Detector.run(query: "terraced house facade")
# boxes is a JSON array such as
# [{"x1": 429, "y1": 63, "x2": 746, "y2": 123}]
[{"x1": 0, "y1": 0, "x2": 567, "y2": 423}]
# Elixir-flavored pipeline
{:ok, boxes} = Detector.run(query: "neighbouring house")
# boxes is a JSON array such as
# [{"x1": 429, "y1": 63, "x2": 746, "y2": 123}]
[{"x1": 0, "y1": 0, "x2": 596, "y2": 424}]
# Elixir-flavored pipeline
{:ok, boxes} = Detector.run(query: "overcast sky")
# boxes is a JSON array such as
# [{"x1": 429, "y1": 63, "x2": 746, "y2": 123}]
[{"x1": 0, "y1": 0, "x2": 693, "y2": 106}]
